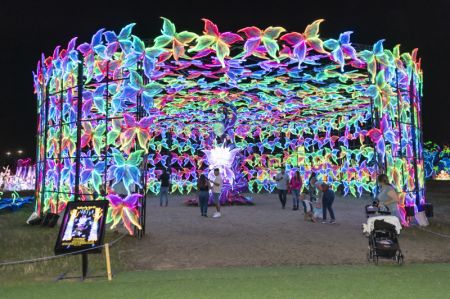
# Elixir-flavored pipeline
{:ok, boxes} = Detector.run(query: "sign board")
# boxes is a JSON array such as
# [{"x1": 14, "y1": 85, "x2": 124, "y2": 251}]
[{"x1": 54, "y1": 200, "x2": 109, "y2": 255}]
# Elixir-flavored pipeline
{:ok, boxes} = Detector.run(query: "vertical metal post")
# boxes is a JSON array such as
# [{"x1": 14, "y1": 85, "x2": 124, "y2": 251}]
[
  {"x1": 408, "y1": 72, "x2": 421, "y2": 207},
  {"x1": 141, "y1": 154, "x2": 148, "y2": 237},
  {"x1": 39, "y1": 84, "x2": 51, "y2": 217},
  {"x1": 395, "y1": 68, "x2": 406, "y2": 191},
  {"x1": 74, "y1": 51, "x2": 84, "y2": 201},
  {"x1": 81, "y1": 253, "x2": 88, "y2": 280},
  {"x1": 368, "y1": 94, "x2": 379, "y2": 197},
  {"x1": 103, "y1": 61, "x2": 110, "y2": 195},
  {"x1": 55, "y1": 78, "x2": 64, "y2": 212},
  {"x1": 104, "y1": 243, "x2": 112, "y2": 281},
  {"x1": 34, "y1": 100, "x2": 41, "y2": 213},
  {"x1": 417, "y1": 76, "x2": 425, "y2": 202},
  {"x1": 35, "y1": 80, "x2": 46, "y2": 216},
  {"x1": 374, "y1": 107, "x2": 384, "y2": 173},
  {"x1": 168, "y1": 128, "x2": 173, "y2": 168},
  {"x1": 135, "y1": 61, "x2": 145, "y2": 239}
]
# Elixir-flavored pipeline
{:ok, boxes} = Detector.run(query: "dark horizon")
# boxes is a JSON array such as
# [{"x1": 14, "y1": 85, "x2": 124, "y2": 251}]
[{"x1": 1, "y1": 0, "x2": 449, "y2": 165}]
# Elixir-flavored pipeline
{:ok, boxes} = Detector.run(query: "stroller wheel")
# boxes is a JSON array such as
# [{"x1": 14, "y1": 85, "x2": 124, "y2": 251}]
[
  {"x1": 367, "y1": 249, "x2": 375, "y2": 262},
  {"x1": 395, "y1": 251, "x2": 404, "y2": 265}
]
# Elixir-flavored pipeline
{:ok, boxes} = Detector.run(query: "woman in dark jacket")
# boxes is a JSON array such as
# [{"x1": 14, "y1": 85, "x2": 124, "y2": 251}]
[{"x1": 197, "y1": 174, "x2": 210, "y2": 217}]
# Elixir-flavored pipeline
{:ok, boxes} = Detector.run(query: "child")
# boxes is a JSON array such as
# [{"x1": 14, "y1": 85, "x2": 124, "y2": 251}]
[
  {"x1": 301, "y1": 192, "x2": 316, "y2": 222},
  {"x1": 313, "y1": 200, "x2": 323, "y2": 220}
]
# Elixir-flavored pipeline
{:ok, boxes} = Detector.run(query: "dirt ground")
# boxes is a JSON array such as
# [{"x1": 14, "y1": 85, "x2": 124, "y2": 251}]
[{"x1": 120, "y1": 182, "x2": 450, "y2": 270}]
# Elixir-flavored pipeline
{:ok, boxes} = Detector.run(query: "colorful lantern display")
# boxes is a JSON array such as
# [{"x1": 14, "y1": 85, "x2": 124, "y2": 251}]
[{"x1": 34, "y1": 18, "x2": 425, "y2": 234}]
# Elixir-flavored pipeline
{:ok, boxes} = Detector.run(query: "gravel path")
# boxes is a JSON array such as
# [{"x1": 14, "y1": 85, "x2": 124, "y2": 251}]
[{"x1": 123, "y1": 192, "x2": 450, "y2": 270}]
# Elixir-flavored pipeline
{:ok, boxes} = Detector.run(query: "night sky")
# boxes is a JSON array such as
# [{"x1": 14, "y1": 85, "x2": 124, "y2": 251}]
[{"x1": 1, "y1": 0, "x2": 449, "y2": 164}]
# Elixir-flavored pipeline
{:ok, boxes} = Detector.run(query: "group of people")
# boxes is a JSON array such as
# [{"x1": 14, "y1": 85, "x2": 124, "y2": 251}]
[
  {"x1": 273, "y1": 168, "x2": 402, "y2": 223},
  {"x1": 273, "y1": 167, "x2": 336, "y2": 224},
  {"x1": 197, "y1": 168, "x2": 223, "y2": 218},
  {"x1": 158, "y1": 166, "x2": 401, "y2": 224},
  {"x1": 158, "y1": 167, "x2": 224, "y2": 218}
]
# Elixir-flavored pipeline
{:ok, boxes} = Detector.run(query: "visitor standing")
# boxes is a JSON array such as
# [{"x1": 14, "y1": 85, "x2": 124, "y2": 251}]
[
  {"x1": 197, "y1": 174, "x2": 210, "y2": 217},
  {"x1": 289, "y1": 170, "x2": 303, "y2": 210},
  {"x1": 376, "y1": 174, "x2": 400, "y2": 220},
  {"x1": 159, "y1": 169, "x2": 171, "y2": 207},
  {"x1": 320, "y1": 183, "x2": 336, "y2": 224},
  {"x1": 209, "y1": 168, "x2": 223, "y2": 218},
  {"x1": 274, "y1": 166, "x2": 289, "y2": 209}
]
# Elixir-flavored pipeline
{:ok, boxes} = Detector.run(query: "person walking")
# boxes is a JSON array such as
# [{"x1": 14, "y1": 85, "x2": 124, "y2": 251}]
[
  {"x1": 158, "y1": 169, "x2": 171, "y2": 207},
  {"x1": 197, "y1": 174, "x2": 210, "y2": 217},
  {"x1": 274, "y1": 166, "x2": 289, "y2": 209},
  {"x1": 209, "y1": 168, "x2": 223, "y2": 218},
  {"x1": 320, "y1": 183, "x2": 336, "y2": 224},
  {"x1": 289, "y1": 170, "x2": 303, "y2": 210}
]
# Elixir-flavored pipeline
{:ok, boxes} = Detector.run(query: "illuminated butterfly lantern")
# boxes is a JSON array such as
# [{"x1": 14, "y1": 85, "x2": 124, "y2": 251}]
[{"x1": 203, "y1": 144, "x2": 240, "y2": 186}]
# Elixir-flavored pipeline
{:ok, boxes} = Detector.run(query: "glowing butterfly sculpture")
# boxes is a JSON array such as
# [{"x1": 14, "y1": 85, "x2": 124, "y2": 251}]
[
  {"x1": 203, "y1": 144, "x2": 240, "y2": 186},
  {"x1": 106, "y1": 193, "x2": 142, "y2": 235}
]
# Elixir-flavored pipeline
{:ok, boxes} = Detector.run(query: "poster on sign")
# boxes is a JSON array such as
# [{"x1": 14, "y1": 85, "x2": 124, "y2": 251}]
[{"x1": 54, "y1": 200, "x2": 109, "y2": 255}]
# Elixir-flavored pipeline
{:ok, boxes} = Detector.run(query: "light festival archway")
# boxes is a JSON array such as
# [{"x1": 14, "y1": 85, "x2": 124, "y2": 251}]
[{"x1": 34, "y1": 18, "x2": 424, "y2": 236}]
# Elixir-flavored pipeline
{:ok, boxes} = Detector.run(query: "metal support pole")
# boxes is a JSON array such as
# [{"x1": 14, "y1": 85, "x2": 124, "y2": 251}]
[
  {"x1": 81, "y1": 253, "x2": 88, "y2": 280},
  {"x1": 39, "y1": 84, "x2": 51, "y2": 217},
  {"x1": 168, "y1": 128, "x2": 173, "y2": 168},
  {"x1": 74, "y1": 51, "x2": 84, "y2": 201},
  {"x1": 135, "y1": 62, "x2": 145, "y2": 239},
  {"x1": 105, "y1": 243, "x2": 112, "y2": 281},
  {"x1": 368, "y1": 94, "x2": 379, "y2": 197},
  {"x1": 408, "y1": 72, "x2": 421, "y2": 207},
  {"x1": 34, "y1": 114, "x2": 41, "y2": 213},
  {"x1": 374, "y1": 107, "x2": 384, "y2": 173},
  {"x1": 103, "y1": 61, "x2": 110, "y2": 196},
  {"x1": 417, "y1": 76, "x2": 425, "y2": 201},
  {"x1": 34, "y1": 79, "x2": 45, "y2": 215},
  {"x1": 55, "y1": 78, "x2": 64, "y2": 212},
  {"x1": 142, "y1": 154, "x2": 148, "y2": 237},
  {"x1": 395, "y1": 68, "x2": 406, "y2": 191}
]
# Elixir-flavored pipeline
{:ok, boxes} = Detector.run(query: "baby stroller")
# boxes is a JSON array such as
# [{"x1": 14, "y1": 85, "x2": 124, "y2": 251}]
[
  {"x1": 362, "y1": 215, "x2": 404, "y2": 265},
  {"x1": 365, "y1": 200, "x2": 391, "y2": 218}
]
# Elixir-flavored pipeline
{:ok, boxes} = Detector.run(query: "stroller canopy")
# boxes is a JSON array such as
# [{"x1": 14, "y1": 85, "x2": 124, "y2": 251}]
[{"x1": 363, "y1": 216, "x2": 402, "y2": 235}]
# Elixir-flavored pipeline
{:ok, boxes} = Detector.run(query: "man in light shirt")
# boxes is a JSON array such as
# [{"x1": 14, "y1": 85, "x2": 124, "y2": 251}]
[
  {"x1": 209, "y1": 168, "x2": 223, "y2": 218},
  {"x1": 273, "y1": 166, "x2": 289, "y2": 209}
]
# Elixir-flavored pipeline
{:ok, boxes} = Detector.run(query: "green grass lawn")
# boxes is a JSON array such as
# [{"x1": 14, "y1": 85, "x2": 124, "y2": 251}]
[
  {"x1": 2, "y1": 193, "x2": 450, "y2": 298},
  {"x1": 0, "y1": 200, "x2": 138, "y2": 282},
  {"x1": 1, "y1": 263, "x2": 450, "y2": 299}
]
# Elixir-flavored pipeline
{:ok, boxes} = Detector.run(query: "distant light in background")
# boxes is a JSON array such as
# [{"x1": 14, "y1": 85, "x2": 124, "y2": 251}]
[
  {"x1": 17, "y1": 150, "x2": 23, "y2": 154},
  {"x1": 6, "y1": 151, "x2": 11, "y2": 156}
]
